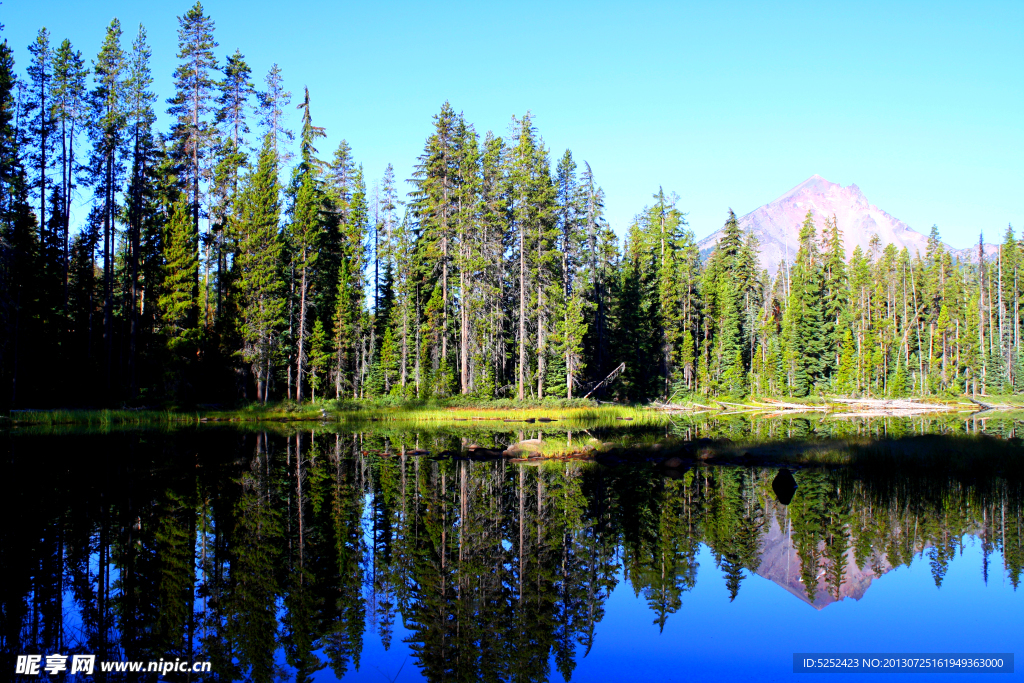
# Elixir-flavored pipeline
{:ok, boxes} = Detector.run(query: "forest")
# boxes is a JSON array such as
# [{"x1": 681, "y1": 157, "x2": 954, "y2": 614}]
[{"x1": 1, "y1": 3, "x2": 1021, "y2": 410}]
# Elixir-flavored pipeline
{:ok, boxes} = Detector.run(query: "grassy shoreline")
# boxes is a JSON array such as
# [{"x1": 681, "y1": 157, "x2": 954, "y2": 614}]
[
  {"x1": 2, "y1": 399, "x2": 656, "y2": 427},
  {"x1": 4, "y1": 400, "x2": 1024, "y2": 477},
  {"x1": 2, "y1": 394, "x2": 1016, "y2": 427}
]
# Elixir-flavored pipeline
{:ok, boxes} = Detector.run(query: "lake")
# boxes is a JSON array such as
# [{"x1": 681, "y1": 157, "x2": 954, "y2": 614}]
[{"x1": 2, "y1": 415, "x2": 1022, "y2": 681}]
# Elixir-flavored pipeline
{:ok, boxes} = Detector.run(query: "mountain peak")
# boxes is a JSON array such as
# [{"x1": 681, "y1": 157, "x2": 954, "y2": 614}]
[
  {"x1": 697, "y1": 176, "x2": 993, "y2": 274},
  {"x1": 782, "y1": 174, "x2": 832, "y2": 199}
]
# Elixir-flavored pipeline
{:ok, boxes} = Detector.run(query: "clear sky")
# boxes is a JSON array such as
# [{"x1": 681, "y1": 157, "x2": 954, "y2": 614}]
[{"x1": 3, "y1": 0, "x2": 1021, "y2": 248}]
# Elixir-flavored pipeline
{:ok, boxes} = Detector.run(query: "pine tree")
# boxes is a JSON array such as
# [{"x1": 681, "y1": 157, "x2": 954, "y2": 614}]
[
  {"x1": 478, "y1": 130, "x2": 509, "y2": 396},
  {"x1": 705, "y1": 210, "x2": 749, "y2": 395},
  {"x1": 124, "y1": 24, "x2": 157, "y2": 398},
  {"x1": 159, "y1": 197, "x2": 199, "y2": 383},
  {"x1": 578, "y1": 162, "x2": 614, "y2": 390},
  {"x1": 553, "y1": 150, "x2": 597, "y2": 398},
  {"x1": 410, "y1": 102, "x2": 458, "y2": 384},
  {"x1": 210, "y1": 49, "x2": 254, "y2": 318},
  {"x1": 834, "y1": 328, "x2": 857, "y2": 393},
  {"x1": 0, "y1": 31, "x2": 42, "y2": 407},
  {"x1": 787, "y1": 211, "x2": 827, "y2": 395},
  {"x1": 22, "y1": 28, "x2": 64, "y2": 393},
  {"x1": 307, "y1": 317, "x2": 328, "y2": 402},
  {"x1": 452, "y1": 116, "x2": 479, "y2": 395},
  {"x1": 507, "y1": 112, "x2": 556, "y2": 399},
  {"x1": 557, "y1": 288, "x2": 588, "y2": 398},
  {"x1": 653, "y1": 189, "x2": 689, "y2": 397},
  {"x1": 88, "y1": 19, "x2": 126, "y2": 394},
  {"x1": 167, "y1": 1, "x2": 218, "y2": 238},
  {"x1": 257, "y1": 64, "x2": 292, "y2": 162},
  {"x1": 217, "y1": 49, "x2": 253, "y2": 150},
  {"x1": 331, "y1": 257, "x2": 359, "y2": 398},
  {"x1": 50, "y1": 39, "x2": 87, "y2": 308},
  {"x1": 821, "y1": 214, "x2": 848, "y2": 374},
  {"x1": 25, "y1": 28, "x2": 55, "y2": 261},
  {"x1": 236, "y1": 133, "x2": 283, "y2": 402},
  {"x1": 328, "y1": 149, "x2": 366, "y2": 399},
  {"x1": 289, "y1": 87, "x2": 325, "y2": 401},
  {"x1": 378, "y1": 325, "x2": 399, "y2": 396}
]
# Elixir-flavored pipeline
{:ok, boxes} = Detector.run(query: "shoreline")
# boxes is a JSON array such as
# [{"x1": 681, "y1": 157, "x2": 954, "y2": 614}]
[{"x1": 6, "y1": 394, "x2": 1020, "y2": 426}]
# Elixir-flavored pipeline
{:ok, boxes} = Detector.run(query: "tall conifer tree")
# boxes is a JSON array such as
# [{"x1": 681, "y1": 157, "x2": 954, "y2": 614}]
[
  {"x1": 88, "y1": 19, "x2": 126, "y2": 393},
  {"x1": 236, "y1": 133, "x2": 283, "y2": 402}
]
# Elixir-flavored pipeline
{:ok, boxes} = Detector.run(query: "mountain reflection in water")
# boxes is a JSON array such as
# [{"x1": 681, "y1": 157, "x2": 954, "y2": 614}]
[{"x1": 1, "y1": 425, "x2": 1021, "y2": 681}]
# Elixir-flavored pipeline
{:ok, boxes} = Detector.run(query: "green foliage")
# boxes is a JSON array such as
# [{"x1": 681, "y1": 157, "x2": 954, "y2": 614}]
[
  {"x1": 159, "y1": 197, "x2": 199, "y2": 356},
  {"x1": 307, "y1": 318, "x2": 329, "y2": 400},
  {"x1": 235, "y1": 133, "x2": 283, "y2": 400}
]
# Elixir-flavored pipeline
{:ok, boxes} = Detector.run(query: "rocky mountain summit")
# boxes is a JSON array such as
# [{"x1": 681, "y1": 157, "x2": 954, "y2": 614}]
[{"x1": 697, "y1": 175, "x2": 995, "y2": 274}]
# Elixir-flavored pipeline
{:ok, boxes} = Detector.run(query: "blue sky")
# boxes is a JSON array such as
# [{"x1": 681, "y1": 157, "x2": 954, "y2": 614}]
[{"x1": 3, "y1": 0, "x2": 1021, "y2": 248}]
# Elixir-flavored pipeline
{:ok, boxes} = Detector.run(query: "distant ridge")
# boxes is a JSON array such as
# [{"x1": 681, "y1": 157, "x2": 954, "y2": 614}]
[{"x1": 697, "y1": 175, "x2": 997, "y2": 274}]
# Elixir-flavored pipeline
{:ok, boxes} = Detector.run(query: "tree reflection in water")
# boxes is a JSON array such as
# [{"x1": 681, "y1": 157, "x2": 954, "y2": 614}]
[{"x1": 1, "y1": 426, "x2": 1021, "y2": 681}]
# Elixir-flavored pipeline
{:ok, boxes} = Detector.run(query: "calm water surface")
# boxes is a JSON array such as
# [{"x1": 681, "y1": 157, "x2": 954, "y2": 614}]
[{"x1": 2, "y1": 417, "x2": 1022, "y2": 681}]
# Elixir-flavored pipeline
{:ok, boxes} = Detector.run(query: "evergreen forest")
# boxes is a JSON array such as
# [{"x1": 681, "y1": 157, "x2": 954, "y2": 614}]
[{"x1": 2, "y1": 4, "x2": 1022, "y2": 409}]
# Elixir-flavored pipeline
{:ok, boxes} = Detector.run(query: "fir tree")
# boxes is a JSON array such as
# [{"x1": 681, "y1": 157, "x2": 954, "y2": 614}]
[
  {"x1": 159, "y1": 197, "x2": 199, "y2": 388},
  {"x1": 235, "y1": 133, "x2": 283, "y2": 402},
  {"x1": 507, "y1": 111, "x2": 556, "y2": 399},
  {"x1": 705, "y1": 210, "x2": 749, "y2": 395},
  {"x1": 289, "y1": 87, "x2": 325, "y2": 401},
  {"x1": 307, "y1": 317, "x2": 329, "y2": 402},
  {"x1": 410, "y1": 102, "x2": 459, "y2": 381},
  {"x1": 787, "y1": 211, "x2": 827, "y2": 395},
  {"x1": 821, "y1": 213, "x2": 848, "y2": 373}
]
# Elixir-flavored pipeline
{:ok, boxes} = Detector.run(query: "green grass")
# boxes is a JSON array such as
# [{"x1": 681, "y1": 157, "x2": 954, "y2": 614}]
[
  {"x1": 7, "y1": 408, "x2": 190, "y2": 426},
  {"x1": 3, "y1": 399, "x2": 666, "y2": 428}
]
